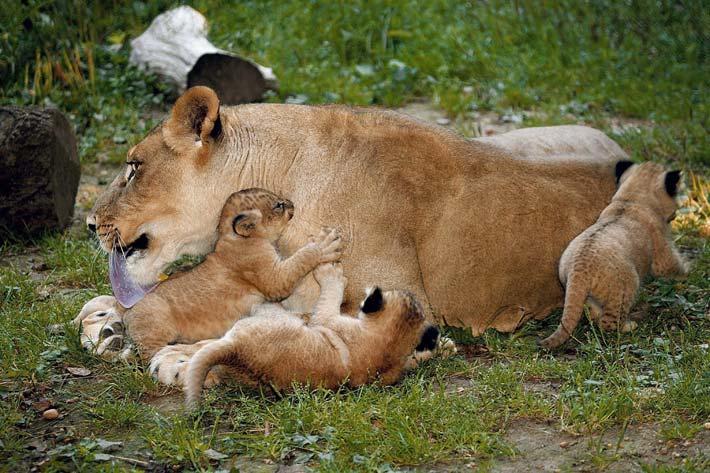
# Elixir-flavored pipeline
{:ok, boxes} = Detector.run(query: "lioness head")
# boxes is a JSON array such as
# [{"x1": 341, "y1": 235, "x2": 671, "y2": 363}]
[
  {"x1": 217, "y1": 188, "x2": 295, "y2": 243},
  {"x1": 359, "y1": 287, "x2": 440, "y2": 357},
  {"x1": 614, "y1": 161, "x2": 681, "y2": 221},
  {"x1": 87, "y1": 87, "x2": 230, "y2": 285}
]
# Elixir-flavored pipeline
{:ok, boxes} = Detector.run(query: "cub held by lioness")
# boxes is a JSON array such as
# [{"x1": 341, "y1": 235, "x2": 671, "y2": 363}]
[
  {"x1": 117, "y1": 188, "x2": 343, "y2": 360},
  {"x1": 184, "y1": 263, "x2": 440, "y2": 407},
  {"x1": 540, "y1": 161, "x2": 689, "y2": 350}
]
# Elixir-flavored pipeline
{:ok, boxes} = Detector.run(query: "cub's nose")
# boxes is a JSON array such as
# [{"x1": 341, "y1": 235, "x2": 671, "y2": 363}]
[{"x1": 86, "y1": 214, "x2": 97, "y2": 234}]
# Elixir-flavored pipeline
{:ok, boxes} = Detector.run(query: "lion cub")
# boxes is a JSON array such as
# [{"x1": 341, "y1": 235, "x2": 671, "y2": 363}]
[
  {"x1": 184, "y1": 263, "x2": 440, "y2": 407},
  {"x1": 540, "y1": 162, "x2": 688, "y2": 349},
  {"x1": 122, "y1": 188, "x2": 343, "y2": 360}
]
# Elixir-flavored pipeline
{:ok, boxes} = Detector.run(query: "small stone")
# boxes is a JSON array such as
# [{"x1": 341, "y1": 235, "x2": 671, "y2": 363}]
[
  {"x1": 42, "y1": 408, "x2": 59, "y2": 420},
  {"x1": 704, "y1": 422, "x2": 710, "y2": 430},
  {"x1": 559, "y1": 441, "x2": 570, "y2": 448},
  {"x1": 96, "y1": 439, "x2": 123, "y2": 452},
  {"x1": 436, "y1": 117, "x2": 451, "y2": 126},
  {"x1": 66, "y1": 366, "x2": 91, "y2": 377},
  {"x1": 93, "y1": 453, "x2": 113, "y2": 462},
  {"x1": 204, "y1": 448, "x2": 227, "y2": 460}
]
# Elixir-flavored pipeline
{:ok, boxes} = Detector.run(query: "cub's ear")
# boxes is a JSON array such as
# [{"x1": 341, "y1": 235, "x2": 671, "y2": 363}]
[
  {"x1": 163, "y1": 86, "x2": 221, "y2": 160},
  {"x1": 615, "y1": 160, "x2": 635, "y2": 183},
  {"x1": 360, "y1": 287, "x2": 383, "y2": 314},
  {"x1": 232, "y1": 209, "x2": 262, "y2": 237},
  {"x1": 664, "y1": 170, "x2": 681, "y2": 197}
]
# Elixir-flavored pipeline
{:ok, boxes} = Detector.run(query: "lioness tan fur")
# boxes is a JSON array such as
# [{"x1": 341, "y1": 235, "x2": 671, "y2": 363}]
[
  {"x1": 183, "y1": 263, "x2": 439, "y2": 407},
  {"x1": 106, "y1": 188, "x2": 343, "y2": 360},
  {"x1": 540, "y1": 162, "x2": 689, "y2": 349},
  {"x1": 80, "y1": 86, "x2": 627, "y2": 357}
]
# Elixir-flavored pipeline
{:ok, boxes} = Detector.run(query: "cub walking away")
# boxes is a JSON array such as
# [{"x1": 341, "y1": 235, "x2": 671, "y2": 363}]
[
  {"x1": 540, "y1": 161, "x2": 689, "y2": 349},
  {"x1": 184, "y1": 263, "x2": 440, "y2": 407}
]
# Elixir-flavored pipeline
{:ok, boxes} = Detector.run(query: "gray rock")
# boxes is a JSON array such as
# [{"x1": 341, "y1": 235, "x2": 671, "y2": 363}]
[{"x1": 0, "y1": 106, "x2": 80, "y2": 236}]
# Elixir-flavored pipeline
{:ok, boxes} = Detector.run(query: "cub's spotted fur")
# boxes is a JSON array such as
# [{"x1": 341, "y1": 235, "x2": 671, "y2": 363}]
[
  {"x1": 184, "y1": 263, "x2": 439, "y2": 407},
  {"x1": 540, "y1": 162, "x2": 689, "y2": 349},
  {"x1": 120, "y1": 188, "x2": 343, "y2": 360}
]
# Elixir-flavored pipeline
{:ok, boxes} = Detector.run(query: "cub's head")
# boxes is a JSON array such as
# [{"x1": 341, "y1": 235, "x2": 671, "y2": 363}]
[
  {"x1": 87, "y1": 87, "x2": 231, "y2": 285},
  {"x1": 358, "y1": 287, "x2": 440, "y2": 357},
  {"x1": 217, "y1": 188, "x2": 294, "y2": 243},
  {"x1": 614, "y1": 161, "x2": 682, "y2": 221}
]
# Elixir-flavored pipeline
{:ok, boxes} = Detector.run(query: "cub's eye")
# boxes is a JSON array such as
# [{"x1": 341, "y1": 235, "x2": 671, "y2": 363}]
[
  {"x1": 273, "y1": 201, "x2": 286, "y2": 214},
  {"x1": 125, "y1": 161, "x2": 141, "y2": 182}
]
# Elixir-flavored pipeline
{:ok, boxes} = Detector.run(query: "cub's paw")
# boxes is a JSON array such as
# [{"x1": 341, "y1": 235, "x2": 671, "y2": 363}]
[
  {"x1": 435, "y1": 336, "x2": 458, "y2": 359},
  {"x1": 313, "y1": 262, "x2": 347, "y2": 287},
  {"x1": 149, "y1": 341, "x2": 220, "y2": 387},
  {"x1": 312, "y1": 227, "x2": 344, "y2": 263}
]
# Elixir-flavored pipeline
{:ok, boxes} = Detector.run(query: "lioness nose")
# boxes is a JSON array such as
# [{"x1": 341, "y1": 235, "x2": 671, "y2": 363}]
[{"x1": 86, "y1": 214, "x2": 97, "y2": 234}]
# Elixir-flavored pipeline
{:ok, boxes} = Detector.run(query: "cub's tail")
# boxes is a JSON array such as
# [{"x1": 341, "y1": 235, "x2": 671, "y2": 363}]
[
  {"x1": 540, "y1": 276, "x2": 588, "y2": 350},
  {"x1": 184, "y1": 338, "x2": 237, "y2": 408}
]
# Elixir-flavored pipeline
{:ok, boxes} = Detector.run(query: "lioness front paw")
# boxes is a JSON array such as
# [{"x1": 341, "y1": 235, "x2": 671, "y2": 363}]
[
  {"x1": 150, "y1": 341, "x2": 220, "y2": 387},
  {"x1": 313, "y1": 262, "x2": 347, "y2": 287},
  {"x1": 313, "y1": 227, "x2": 344, "y2": 263},
  {"x1": 74, "y1": 296, "x2": 133, "y2": 361}
]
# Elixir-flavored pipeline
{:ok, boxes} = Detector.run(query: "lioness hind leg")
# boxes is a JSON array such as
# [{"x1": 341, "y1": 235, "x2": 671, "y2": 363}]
[{"x1": 150, "y1": 340, "x2": 221, "y2": 387}]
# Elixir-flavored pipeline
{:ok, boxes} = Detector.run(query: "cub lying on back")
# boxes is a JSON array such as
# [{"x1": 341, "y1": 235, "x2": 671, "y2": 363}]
[
  {"x1": 184, "y1": 263, "x2": 440, "y2": 407},
  {"x1": 114, "y1": 188, "x2": 343, "y2": 360},
  {"x1": 540, "y1": 161, "x2": 689, "y2": 349}
]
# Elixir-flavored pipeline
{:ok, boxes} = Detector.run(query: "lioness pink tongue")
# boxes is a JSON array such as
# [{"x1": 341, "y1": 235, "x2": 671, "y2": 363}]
[{"x1": 109, "y1": 250, "x2": 156, "y2": 308}]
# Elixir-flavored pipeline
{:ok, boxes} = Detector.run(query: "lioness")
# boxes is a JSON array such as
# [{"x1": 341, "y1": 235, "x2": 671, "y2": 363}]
[
  {"x1": 80, "y1": 86, "x2": 627, "y2": 361},
  {"x1": 540, "y1": 162, "x2": 689, "y2": 349},
  {"x1": 76, "y1": 188, "x2": 343, "y2": 361},
  {"x1": 183, "y1": 263, "x2": 439, "y2": 407}
]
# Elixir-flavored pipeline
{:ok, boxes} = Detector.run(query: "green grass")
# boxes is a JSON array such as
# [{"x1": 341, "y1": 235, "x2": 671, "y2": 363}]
[
  {"x1": 1, "y1": 0, "x2": 709, "y2": 471},
  {"x1": 1, "y1": 216, "x2": 708, "y2": 470}
]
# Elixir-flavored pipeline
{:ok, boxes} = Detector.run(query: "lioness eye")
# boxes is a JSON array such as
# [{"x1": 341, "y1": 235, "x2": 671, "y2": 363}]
[{"x1": 125, "y1": 161, "x2": 140, "y2": 182}]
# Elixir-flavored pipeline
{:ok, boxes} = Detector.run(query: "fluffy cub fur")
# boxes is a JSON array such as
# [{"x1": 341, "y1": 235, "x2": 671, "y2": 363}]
[
  {"x1": 184, "y1": 263, "x2": 440, "y2": 407},
  {"x1": 540, "y1": 162, "x2": 689, "y2": 349},
  {"x1": 122, "y1": 188, "x2": 343, "y2": 360}
]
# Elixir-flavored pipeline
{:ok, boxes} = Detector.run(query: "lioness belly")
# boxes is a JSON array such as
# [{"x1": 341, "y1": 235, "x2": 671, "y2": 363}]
[{"x1": 419, "y1": 126, "x2": 625, "y2": 333}]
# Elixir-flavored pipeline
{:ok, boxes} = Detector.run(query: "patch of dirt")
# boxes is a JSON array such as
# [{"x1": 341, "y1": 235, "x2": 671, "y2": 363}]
[
  {"x1": 396, "y1": 101, "x2": 523, "y2": 137},
  {"x1": 143, "y1": 392, "x2": 184, "y2": 415},
  {"x1": 492, "y1": 420, "x2": 709, "y2": 472}
]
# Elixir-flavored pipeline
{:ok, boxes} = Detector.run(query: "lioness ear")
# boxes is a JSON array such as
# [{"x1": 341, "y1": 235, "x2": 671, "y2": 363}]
[
  {"x1": 163, "y1": 86, "x2": 221, "y2": 161},
  {"x1": 232, "y1": 209, "x2": 262, "y2": 237},
  {"x1": 664, "y1": 170, "x2": 681, "y2": 197},
  {"x1": 361, "y1": 287, "x2": 383, "y2": 314},
  {"x1": 615, "y1": 160, "x2": 635, "y2": 183}
]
